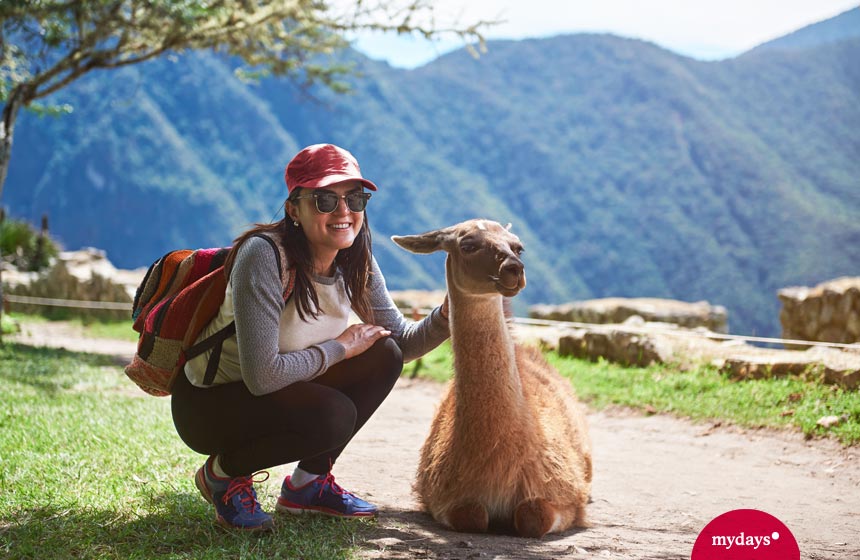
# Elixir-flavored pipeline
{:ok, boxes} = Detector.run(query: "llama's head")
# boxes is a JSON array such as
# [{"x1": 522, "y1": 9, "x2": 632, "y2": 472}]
[{"x1": 392, "y1": 219, "x2": 526, "y2": 297}]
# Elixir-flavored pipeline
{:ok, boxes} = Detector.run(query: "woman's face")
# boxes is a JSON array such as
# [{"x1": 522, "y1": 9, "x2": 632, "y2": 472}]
[{"x1": 288, "y1": 180, "x2": 366, "y2": 269}]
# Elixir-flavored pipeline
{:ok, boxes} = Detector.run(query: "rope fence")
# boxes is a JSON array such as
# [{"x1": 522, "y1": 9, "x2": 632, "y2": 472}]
[
  {"x1": 404, "y1": 306, "x2": 860, "y2": 352},
  {"x1": 3, "y1": 294, "x2": 131, "y2": 311},
  {"x1": 4, "y1": 295, "x2": 859, "y2": 351}
]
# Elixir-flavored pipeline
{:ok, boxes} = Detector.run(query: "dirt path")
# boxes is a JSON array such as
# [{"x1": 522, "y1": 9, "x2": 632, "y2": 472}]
[{"x1": 9, "y1": 322, "x2": 860, "y2": 559}]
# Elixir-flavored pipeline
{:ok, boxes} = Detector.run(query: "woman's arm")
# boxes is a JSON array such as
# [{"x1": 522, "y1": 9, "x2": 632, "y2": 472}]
[
  {"x1": 365, "y1": 256, "x2": 450, "y2": 362},
  {"x1": 231, "y1": 237, "x2": 346, "y2": 395}
]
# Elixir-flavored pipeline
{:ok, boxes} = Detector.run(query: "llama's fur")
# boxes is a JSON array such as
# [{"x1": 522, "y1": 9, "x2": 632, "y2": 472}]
[{"x1": 393, "y1": 219, "x2": 592, "y2": 538}]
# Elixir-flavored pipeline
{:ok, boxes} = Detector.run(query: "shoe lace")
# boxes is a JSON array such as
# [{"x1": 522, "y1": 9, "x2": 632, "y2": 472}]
[
  {"x1": 223, "y1": 471, "x2": 269, "y2": 513},
  {"x1": 318, "y1": 471, "x2": 354, "y2": 499}
]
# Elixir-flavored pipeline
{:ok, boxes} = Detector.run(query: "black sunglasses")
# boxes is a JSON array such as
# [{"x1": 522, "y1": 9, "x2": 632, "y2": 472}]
[{"x1": 292, "y1": 191, "x2": 372, "y2": 214}]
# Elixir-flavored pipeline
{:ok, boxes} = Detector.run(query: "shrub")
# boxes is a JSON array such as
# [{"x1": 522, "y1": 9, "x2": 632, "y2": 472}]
[{"x1": 1, "y1": 216, "x2": 60, "y2": 272}]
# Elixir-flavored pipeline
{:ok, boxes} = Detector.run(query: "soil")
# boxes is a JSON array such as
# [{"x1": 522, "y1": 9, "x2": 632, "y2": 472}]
[{"x1": 8, "y1": 321, "x2": 860, "y2": 559}]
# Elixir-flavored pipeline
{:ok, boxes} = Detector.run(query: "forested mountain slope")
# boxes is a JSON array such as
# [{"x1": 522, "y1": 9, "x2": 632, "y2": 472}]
[{"x1": 6, "y1": 8, "x2": 859, "y2": 336}]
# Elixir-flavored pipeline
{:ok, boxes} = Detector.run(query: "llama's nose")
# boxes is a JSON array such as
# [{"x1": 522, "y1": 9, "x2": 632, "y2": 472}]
[{"x1": 500, "y1": 257, "x2": 524, "y2": 283}]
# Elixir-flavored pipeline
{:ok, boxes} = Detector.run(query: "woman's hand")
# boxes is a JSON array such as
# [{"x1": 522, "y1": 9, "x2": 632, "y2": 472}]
[{"x1": 335, "y1": 323, "x2": 392, "y2": 359}]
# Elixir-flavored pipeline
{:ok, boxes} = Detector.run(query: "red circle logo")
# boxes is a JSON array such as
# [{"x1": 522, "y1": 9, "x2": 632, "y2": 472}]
[{"x1": 692, "y1": 509, "x2": 799, "y2": 560}]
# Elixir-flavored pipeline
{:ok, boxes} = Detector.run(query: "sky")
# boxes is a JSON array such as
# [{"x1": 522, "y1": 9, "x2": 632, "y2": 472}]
[{"x1": 347, "y1": 0, "x2": 859, "y2": 68}]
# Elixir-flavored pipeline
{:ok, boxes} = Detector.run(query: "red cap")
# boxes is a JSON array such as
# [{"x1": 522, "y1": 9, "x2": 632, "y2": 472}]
[{"x1": 285, "y1": 144, "x2": 378, "y2": 194}]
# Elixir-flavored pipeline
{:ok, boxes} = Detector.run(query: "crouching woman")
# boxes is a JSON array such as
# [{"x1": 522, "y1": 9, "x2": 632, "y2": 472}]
[{"x1": 170, "y1": 144, "x2": 449, "y2": 530}]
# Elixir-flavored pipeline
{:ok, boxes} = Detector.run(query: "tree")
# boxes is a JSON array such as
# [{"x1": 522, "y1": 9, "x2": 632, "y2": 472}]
[{"x1": 0, "y1": 0, "x2": 490, "y2": 201}]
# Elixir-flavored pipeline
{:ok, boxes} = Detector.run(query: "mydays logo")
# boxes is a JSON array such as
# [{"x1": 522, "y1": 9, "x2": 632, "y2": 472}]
[
  {"x1": 711, "y1": 531, "x2": 778, "y2": 550},
  {"x1": 692, "y1": 509, "x2": 799, "y2": 560}
]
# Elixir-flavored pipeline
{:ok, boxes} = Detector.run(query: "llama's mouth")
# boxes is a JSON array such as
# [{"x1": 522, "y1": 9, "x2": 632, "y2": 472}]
[{"x1": 491, "y1": 277, "x2": 523, "y2": 297}]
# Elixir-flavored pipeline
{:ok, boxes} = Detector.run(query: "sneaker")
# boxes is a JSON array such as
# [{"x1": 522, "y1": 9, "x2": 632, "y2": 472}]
[
  {"x1": 194, "y1": 456, "x2": 274, "y2": 531},
  {"x1": 276, "y1": 471, "x2": 378, "y2": 517}
]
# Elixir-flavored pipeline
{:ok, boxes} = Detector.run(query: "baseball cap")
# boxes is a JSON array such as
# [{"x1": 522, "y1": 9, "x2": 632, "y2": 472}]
[{"x1": 285, "y1": 144, "x2": 378, "y2": 194}]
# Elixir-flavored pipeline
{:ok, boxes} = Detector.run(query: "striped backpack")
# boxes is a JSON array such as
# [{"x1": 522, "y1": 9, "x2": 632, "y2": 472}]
[{"x1": 125, "y1": 233, "x2": 295, "y2": 396}]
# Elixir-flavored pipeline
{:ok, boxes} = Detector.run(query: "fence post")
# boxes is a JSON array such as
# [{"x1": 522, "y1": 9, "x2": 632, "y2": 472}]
[{"x1": 33, "y1": 214, "x2": 48, "y2": 272}]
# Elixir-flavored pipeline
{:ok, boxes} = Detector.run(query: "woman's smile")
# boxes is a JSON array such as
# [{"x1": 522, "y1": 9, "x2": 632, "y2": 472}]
[{"x1": 289, "y1": 180, "x2": 366, "y2": 274}]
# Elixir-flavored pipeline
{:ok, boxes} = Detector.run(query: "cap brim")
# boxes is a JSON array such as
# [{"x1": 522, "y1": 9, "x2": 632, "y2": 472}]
[{"x1": 304, "y1": 174, "x2": 378, "y2": 191}]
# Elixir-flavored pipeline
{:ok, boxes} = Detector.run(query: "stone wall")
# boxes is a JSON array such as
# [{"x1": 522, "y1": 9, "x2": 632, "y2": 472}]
[
  {"x1": 388, "y1": 290, "x2": 447, "y2": 315},
  {"x1": 547, "y1": 321, "x2": 860, "y2": 390},
  {"x1": 529, "y1": 297, "x2": 728, "y2": 333},
  {"x1": 778, "y1": 277, "x2": 860, "y2": 346}
]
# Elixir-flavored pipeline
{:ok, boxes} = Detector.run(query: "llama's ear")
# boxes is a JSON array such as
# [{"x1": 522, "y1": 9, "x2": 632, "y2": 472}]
[{"x1": 391, "y1": 228, "x2": 452, "y2": 254}]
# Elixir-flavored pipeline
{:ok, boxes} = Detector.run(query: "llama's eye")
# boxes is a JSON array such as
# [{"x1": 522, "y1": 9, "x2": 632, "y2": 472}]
[
  {"x1": 461, "y1": 244, "x2": 478, "y2": 254},
  {"x1": 514, "y1": 247, "x2": 524, "y2": 257}
]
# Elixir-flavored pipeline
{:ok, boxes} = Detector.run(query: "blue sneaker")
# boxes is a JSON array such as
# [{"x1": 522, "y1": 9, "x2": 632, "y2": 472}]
[
  {"x1": 194, "y1": 456, "x2": 274, "y2": 531},
  {"x1": 276, "y1": 472, "x2": 378, "y2": 517}
]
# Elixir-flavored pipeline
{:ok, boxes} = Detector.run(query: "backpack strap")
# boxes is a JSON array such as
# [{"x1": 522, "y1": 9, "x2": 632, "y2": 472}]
[
  {"x1": 188, "y1": 232, "x2": 295, "y2": 386},
  {"x1": 185, "y1": 322, "x2": 236, "y2": 366},
  {"x1": 252, "y1": 232, "x2": 295, "y2": 300},
  {"x1": 194, "y1": 322, "x2": 237, "y2": 386}
]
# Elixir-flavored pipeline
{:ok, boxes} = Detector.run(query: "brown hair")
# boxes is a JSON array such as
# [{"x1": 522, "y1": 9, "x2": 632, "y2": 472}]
[{"x1": 223, "y1": 198, "x2": 374, "y2": 322}]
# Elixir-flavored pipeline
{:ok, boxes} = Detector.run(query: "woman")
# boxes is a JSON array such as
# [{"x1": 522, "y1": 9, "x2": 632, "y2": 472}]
[{"x1": 170, "y1": 143, "x2": 450, "y2": 531}]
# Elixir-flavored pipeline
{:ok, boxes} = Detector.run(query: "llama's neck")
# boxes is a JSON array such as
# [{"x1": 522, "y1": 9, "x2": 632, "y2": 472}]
[{"x1": 447, "y1": 264, "x2": 524, "y2": 420}]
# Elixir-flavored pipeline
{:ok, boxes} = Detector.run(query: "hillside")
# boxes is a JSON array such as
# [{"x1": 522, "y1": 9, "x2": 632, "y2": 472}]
[
  {"x1": 753, "y1": 6, "x2": 860, "y2": 53},
  {"x1": 4, "y1": 8, "x2": 859, "y2": 336}
]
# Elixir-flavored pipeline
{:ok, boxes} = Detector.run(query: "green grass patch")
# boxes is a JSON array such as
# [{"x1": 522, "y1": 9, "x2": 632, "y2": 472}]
[
  {"x1": 547, "y1": 354, "x2": 860, "y2": 446},
  {"x1": 6, "y1": 312, "x2": 138, "y2": 341},
  {"x1": 406, "y1": 340, "x2": 454, "y2": 383},
  {"x1": 76, "y1": 318, "x2": 138, "y2": 341},
  {"x1": 0, "y1": 343, "x2": 372, "y2": 559},
  {"x1": 1, "y1": 313, "x2": 18, "y2": 335}
]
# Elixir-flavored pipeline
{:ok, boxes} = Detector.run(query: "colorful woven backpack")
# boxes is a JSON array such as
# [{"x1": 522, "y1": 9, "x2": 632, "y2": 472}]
[{"x1": 125, "y1": 233, "x2": 295, "y2": 396}]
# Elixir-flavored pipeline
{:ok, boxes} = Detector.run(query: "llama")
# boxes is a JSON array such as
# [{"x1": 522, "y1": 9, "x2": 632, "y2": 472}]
[{"x1": 392, "y1": 219, "x2": 592, "y2": 538}]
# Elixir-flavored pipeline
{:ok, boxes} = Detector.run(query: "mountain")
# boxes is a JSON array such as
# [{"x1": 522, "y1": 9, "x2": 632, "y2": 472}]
[
  {"x1": 752, "y1": 6, "x2": 860, "y2": 53},
  {"x1": 4, "y1": 8, "x2": 859, "y2": 337}
]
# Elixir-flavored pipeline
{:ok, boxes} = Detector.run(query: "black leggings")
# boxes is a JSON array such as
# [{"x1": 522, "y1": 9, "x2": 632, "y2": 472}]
[{"x1": 171, "y1": 337, "x2": 403, "y2": 477}]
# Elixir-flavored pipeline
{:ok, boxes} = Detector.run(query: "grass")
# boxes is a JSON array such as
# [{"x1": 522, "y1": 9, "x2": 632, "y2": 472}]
[
  {"x1": 4, "y1": 312, "x2": 138, "y2": 341},
  {"x1": 2, "y1": 326, "x2": 857, "y2": 557},
  {"x1": 1, "y1": 313, "x2": 17, "y2": 335},
  {"x1": 548, "y1": 354, "x2": 860, "y2": 445},
  {"x1": 0, "y1": 343, "x2": 373, "y2": 559},
  {"x1": 77, "y1": 318, "x2": 138, "y2": 341},
  {"x1": 405, "y1": 340, "x2": 454, "y2": 383}
]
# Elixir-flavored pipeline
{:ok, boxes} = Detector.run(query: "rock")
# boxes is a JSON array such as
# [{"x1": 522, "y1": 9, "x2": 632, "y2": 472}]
[
  {"x1": 547, "y1": 319, "x2": 860, "y2": 390},
  {"x1": 846, "y1": 313, "x2": 860, "y2": 338},
  {"x1": 388, "y1": 290, "x2": 446, "y2": 316},
  {"x1": 816, "y1": 415, "x2": 842, "y2": 428},
  {"x1": 823, "y1": 368, "x2": 860, "y2": 390},
  {"x1": 59, "y1": 248, "x2": 146, "y2": 299},
  {"x1": 779, "y1": 277, "x2": 860, "y2": 346},
  {"x1": 530, "y1": 297, "x2": 728, "y2": 333},
  {"x1": 558, "y1": 325, "x2": 676, "y2": 367},
  {"x1": 818, "y1": 326, "x2": 847, "y2": 344},
  {"x1": 721, "y1": 356, "x2": 816, "y2": 381}
]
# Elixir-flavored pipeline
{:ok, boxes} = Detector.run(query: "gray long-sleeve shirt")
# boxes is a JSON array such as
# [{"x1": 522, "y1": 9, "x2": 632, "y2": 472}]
[{"x1": 184, "y1": 236, "x2": 449, "y2": 395}]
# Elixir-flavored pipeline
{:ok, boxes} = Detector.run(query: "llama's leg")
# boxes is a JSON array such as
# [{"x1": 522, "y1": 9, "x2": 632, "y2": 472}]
[
  {"x1": 447, "y1": 502, "x2": 489, "y2": 533},
  {"x1": 514, "y1": 498, "x2": 587, "y2": 537},
  {"x1": 513, "y1": 498, "x2": 560, "y2": 538}
]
